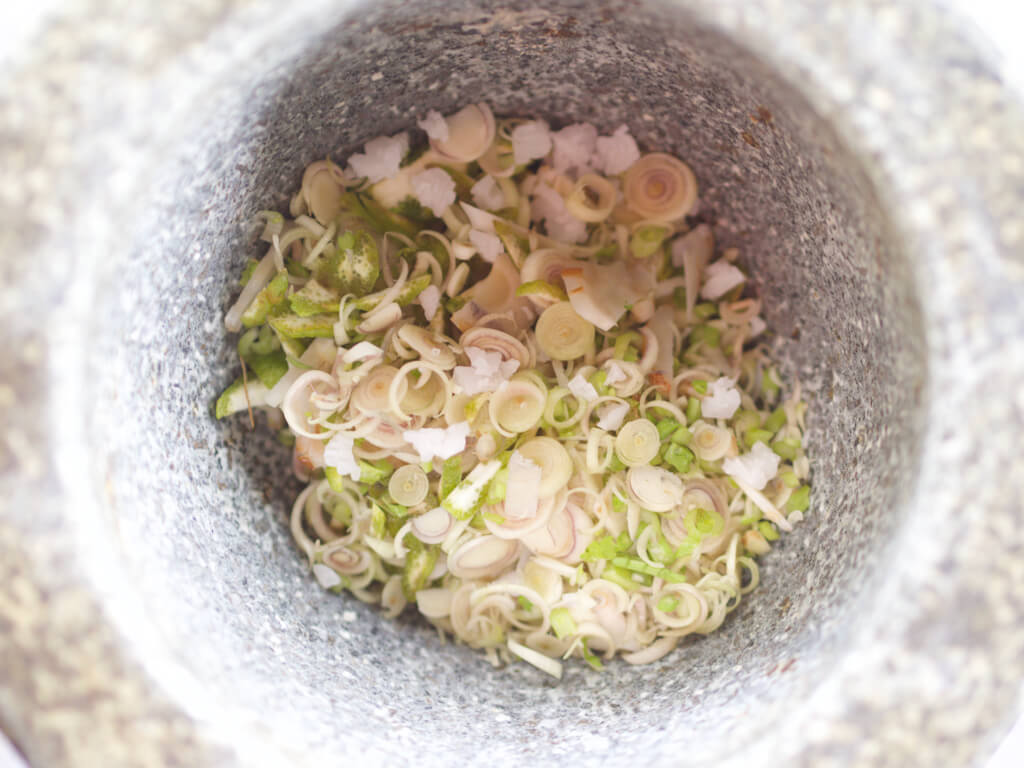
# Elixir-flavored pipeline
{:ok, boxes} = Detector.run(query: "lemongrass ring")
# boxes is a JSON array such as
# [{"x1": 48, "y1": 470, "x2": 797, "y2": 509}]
[
  {"x1": 396, "y1": 324, "x2": 458, "y2": 369},
  {"x1": 351, "y1": 365, "x2": 401, "y2": 415},
  {"x1": 535, "y1": 302, "x2": 595, "y2": 361},
  {"x1": 282, "y1": 371, "x2": 345, "y2": 439},
  {"x1": 400, "y1": 374, "x2": 445, "y2": 417},
  {"x1": 516, "y1": 436, "x2": 573, "y2": 497},
  {"x1": 626, "y1": 465, "x2": 684, "y2": 512},
  {"x1": 431, "y1": 103, "x2": 496, "y2": 163},
  {"x1": 389, "y1": 465, "x2": 429, "y2": 507},
  {"x1": 614, "y1": 419, "x2": 660, "y2": 467},
  {"x1": 490, "y1": 380, "x2": 546, "y2": 434},
  {"x1": 585, "y1": 428, "x2": 616, "y2": 474},
  {"x1": 460, "y1": 326, "x2": 531, "y2": 369},
  {"x1": 302, "y1": 160, "x2": 345, "y2": 225},
  {"x1": 448, "y1": 535, "x2": 520, "y2": 580},
  {"x1": 543, "y1": 387, "x2": 584, "y2": 430},
  {"x1": 692, "y1": 422, "x2": 733, "y2": 461},
  {"x1": 565, "y1": 173, "x2": 617, "y2": 223},
  {"x1": 388, "y1": 360, "x2": 452, "y2": 421},
  {"x1": 622, "y1": 153, "x2": 698, "y2": 223}
]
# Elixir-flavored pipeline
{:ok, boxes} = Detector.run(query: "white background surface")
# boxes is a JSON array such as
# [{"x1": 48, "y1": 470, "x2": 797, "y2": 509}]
[{"x1": 0, "y1": 2, "x2": 1020, "y2": 767}]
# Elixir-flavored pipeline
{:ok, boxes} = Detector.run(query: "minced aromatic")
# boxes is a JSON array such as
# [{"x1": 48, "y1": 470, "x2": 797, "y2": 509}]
[{"x1": 216, "y1": 103, "x2": 811, "y2": 678}]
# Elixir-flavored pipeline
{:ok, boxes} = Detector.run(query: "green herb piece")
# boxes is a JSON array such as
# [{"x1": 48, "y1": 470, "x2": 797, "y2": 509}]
[
  {"x1": 732, "y1": 409, "x2": 762, "y2": 435},
  {"x1": 657, "y1": 596, "x2": 679, "y2": 613},
  {"x1": 440, "y1": 455, "x2": 462, "y2": 499},
  {"x1": 780, "y1": 470, "x2": 800, "y2": 488},
  {"x1": 662, "y1": 443, "x2": 694, "y2": 474},
  {"x1": 684, "y1": 507, "x2": 724, "y2": 537},
  {"x1": 745, "y1": 428, "x2": 774, "y2": 448},
  {"x1": 276, "y1": 428, "x2": 295, "y2": 447},
  {"x1": 594, "y1": 243, "x2": 618, "y2": 263},
  {"x1": 290, "y1": 279, "x2": 341, "y2": 317},
  {"x1": 401, "y1": 541, "x2": 439, "y2": 600},
  {"x1": 338, "y1": 190, "x2": 419, "y2": 239},
  {"x1": 352, "y1": 273, "x2": 432, "y2": 312},
  {"x1": 214, "y1": 377, "x2": 269, "y2": 419},
  {"x1": 393, "y1": 195, "x2": 435, "y2": 226},
  {"x1": 237, "y1": 325, "x2": 280, "y2": 358},
  {"x1": 629, "y1": 225, "x2": 668, "y2": 259},
  {"x1": 493, "y1": 220, "x2": 530, "y2": 266},
  {"x1": 607, "y1": 454, "x2": 627, "y2": 473},
  {"x1": 601, "y1": 564, "x2": 648, "y2": 592},
  {"x1": 315, "y1": 229, "x2": 380, "y2": 296},
  {"x1": 758, "y1": 520, "x2": 780, "y2": 541},
  {"x1": 516, "y1": 595, "x2": 535, "y2": 612},
  {"x1": 691, "y1": 325, "x2": 720, "y2": 348},
  {"x1": 240, "y1": 270, "x2": 289, "y2": 327},
  {"x1": 580, "y1": 531, "x2": 632, "y2": 562},
  {"x1": 240, "y1": 258, "x2": 260, "y2": 286},
  {"x1": 673, "y1": 286, "x2": 687, "y2": 309},
  {"x1": 762, "y1": 366, "x2": 781, "y2": 398},
  {"x1": 285, "y1": 258, "x2": 311, "y2": 278},
  {"x1": 324, "y1": 466, "x2": 346, "y2": 493},
  {"x1": 581, "y1": 638, "x2": 604, "y2": 670},
  {"x1": 485, "y1": 466, "x2": 509, "y2": 505},
  {"x1": 772, "y1": 437, "x2": 802, "y2": 461},
  {"x1": 358, "y1": 459, "x2": 393, "y2": 486},
  {"x1": 268, "y1": 313, "x2": 336, "y2": 339},
  {"x1": 611, "y1": 556, "x2": 688, "y2": 584},
  {"x1": 442, "y1": 459, "x2": 502, "y2": 520},
  {"x1": 671, "y1": 425, "x2": 693, "y2": 445},
  {"x1": 550, "y1": 607, "x2": 577, "y2": 639},
  {"x1": 656, "y1": 418, "x2": 681, "y2": 440},
  {"x1": 611, "y1": 494, "x2": 628, "y2": 516},
  {"x1": 686, "y1": 397, "x2": 701, "y2": 423},
  {"x1": 694, "y1": 302, "x2": 718, "y2": 320},
  {"x1": 692, "y1": 379, "x2": 708, "y2": 395},
  {"x1": 785, "y1": 485, "x2": 810, "y2": 513},
  {"x1": 763, "y1": 406, "x2": 787, "y2": 434},
  {"x1": 613, "y1": 331, "x2": 642, "y2": 360},
  {"x1": 516, "y1": 280, "x2": 568, "y2": 302},
  {"x1": 370, "y1": 504, "x2": 387, "y2": 538}
]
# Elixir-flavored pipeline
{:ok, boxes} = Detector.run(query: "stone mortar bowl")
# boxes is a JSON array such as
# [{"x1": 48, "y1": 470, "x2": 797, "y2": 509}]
[{"x1": 1, "y1": 1, "x2": 1023, "y2": 766}]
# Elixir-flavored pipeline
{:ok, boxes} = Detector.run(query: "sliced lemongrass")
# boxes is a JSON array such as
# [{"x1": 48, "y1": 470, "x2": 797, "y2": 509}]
[
  {"x1": 692, "y1": 421, "x2": 733, "y2": 461},
  {"x1": 585, "y1": 428, "x2": 616, "y2": 474},
  {"x1": 301, "y1": 160, "x2": 345, "y2": 225},
  {"x1": 282, "y1": 370, "x2": 345, "y2": 439},
  {"x1": 399, "y1": 372, "x2": 444, "y2": 417},
  {"x1": 416, "y1": 587, "x2": 454, "y2": 618},
  {"x1": 622, "y1": 153, "x2": 698, "y2": 223},
  {"x1": 543, "y1": 386, "x2": 584, "y2": 430},
  {"x1": 431, "y1": 103, "x2": 496, "y2": 162},
  {"x1": 614, "y1": 419, "x2": 660, "y2": 467},
  {"x1": 357, "y1": 302, "x2": 402, "y2": 334},
  {"x1": 460, "y1": 326, "x2": 530, "y2": 369},
  {"x1": 490, "y1": 379, "x2": 546, "y2": 434},
  {"x1": 565, "y1": 173, "x2": 617, "y2": 223},
  {"x1": 507, "y1": 638, "x2": 563, "y2": 679},
  {"x1": 626, "y1": 465, "x2": 684, "y2": 512},
  {"x1": 396, "y1": 324, "x2": 457, "y2": 369},
  {"x1": 522, "y1": 504, "x2": 575, "y2": 559},
  {"x1": 411, "y1": 506, "x2": 454, "y2": 544},
  {"x1": 535, "y1": 301, "x2": 595, "y2": 361},
  {"x1": 516, "y1": 436, "x2": 573, "y2": 497},
  {"x1": 389, "y1": 465, "x2": 429, "y2": 506},
  {"x1": 351, "y1": 365, "x2": 401, "y2": 415},
  {"x1": 733, "y1": 476, "x2": 793, "y2": 532},
  {"x1": 448, "y1": 535, "x2": 520, "y2": 579}
]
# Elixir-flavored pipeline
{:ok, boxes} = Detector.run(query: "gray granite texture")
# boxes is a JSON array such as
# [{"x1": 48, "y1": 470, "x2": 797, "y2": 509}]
[{"x1": 1, "y1": 0, "x2": 1023, "y2": 766}]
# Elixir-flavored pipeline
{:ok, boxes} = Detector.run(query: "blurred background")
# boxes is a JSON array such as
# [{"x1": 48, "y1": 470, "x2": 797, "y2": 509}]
[{"x1": 0, "y1": 1, "x2": 1020, "y2": 766}]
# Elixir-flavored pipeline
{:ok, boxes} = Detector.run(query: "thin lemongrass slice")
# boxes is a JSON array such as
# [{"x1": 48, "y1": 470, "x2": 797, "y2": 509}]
[
  {"x1": 626, "y1": 465, "x2": 684, "y2": 512},
  {"x1": 507, "y1": 638, "x2": 563, "y2": 679},
  {"x1": 448, "y1": 535, "x2": 520, "y2": 579},
  {"x1": 389, "y1": 465, "x2": 429, "y2": 506},
  {"x1": 535, "y1": 301, "x2": 595, "y2": 361},
  {"x1": 692, "y1": 421, "x2": 734, "y2": 461},
  {"x1": 622, "y1": 153, "x2": 698, "y2": 223},
  {"x1": 516, "y1": 436, "x2": 573, "y2": 497},
  {"x1": 490, "y1": 379, "x2": 546, "y2": 434},
  {"x1": 565, "y1": 173, "x2": 617, "y2": 223},
  {"x1": 733, "y1": 476, "x2": 793, "y2": 532},
  {"x1": 614, "y1": 419, "x2": 660, "y2": 467},
  {"x1": 351, "y1": 365, "x2": 401, "y2": 415}
]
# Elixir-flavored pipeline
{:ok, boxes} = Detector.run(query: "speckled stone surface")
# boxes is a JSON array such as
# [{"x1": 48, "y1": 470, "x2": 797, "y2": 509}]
[{"x1": 1, "y1": 1, "x2": 1023, "y2": 766}]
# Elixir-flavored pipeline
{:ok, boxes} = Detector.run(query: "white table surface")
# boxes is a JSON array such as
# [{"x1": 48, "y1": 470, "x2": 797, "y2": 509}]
[{"x1": 0, "y1": 2, "x2": 1020, "y2": 767}]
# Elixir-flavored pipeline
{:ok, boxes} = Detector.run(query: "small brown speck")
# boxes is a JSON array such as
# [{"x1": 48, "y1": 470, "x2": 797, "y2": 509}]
[
  {"x1": 741, "y1": 131, "x2": 759, "y2": 148},
  {"x1": 750, "y1": 106, "x2": 774, "y2": 125},
  {"x1": 780, "y1": 658, "x2": 797, "y2": 674},
  {"x1": 790, "y1": 327, "x2": 801, "y2": 341}
]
